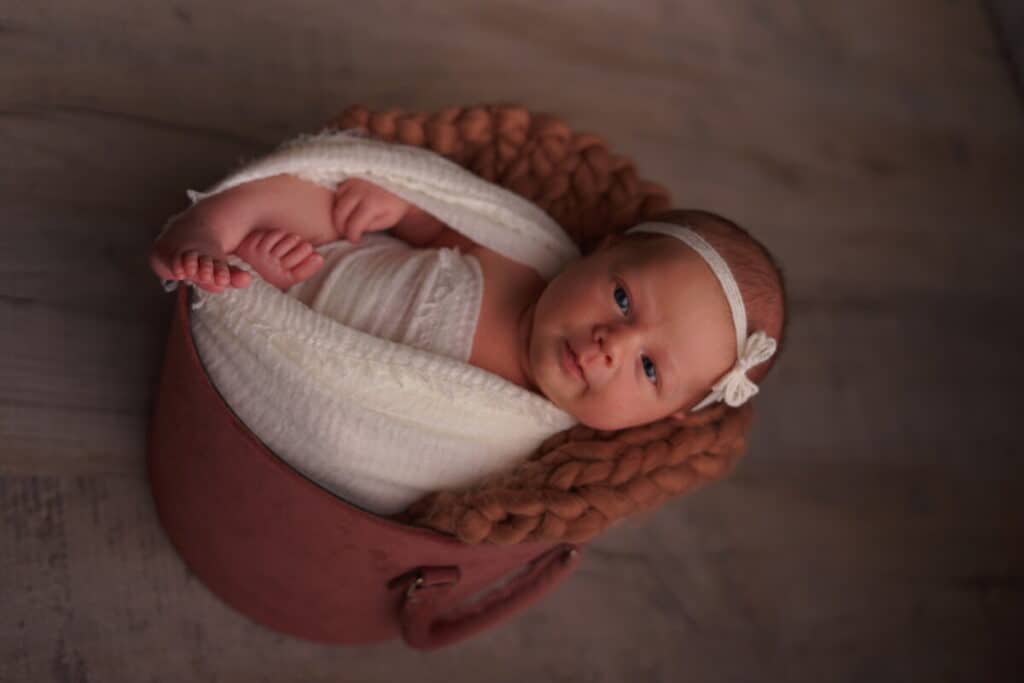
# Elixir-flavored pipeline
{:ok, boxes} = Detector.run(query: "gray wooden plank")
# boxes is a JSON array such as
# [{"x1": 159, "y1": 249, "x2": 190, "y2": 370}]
[{"x1": 1, "y1": 463, "x2": 1018, "y2": 682}]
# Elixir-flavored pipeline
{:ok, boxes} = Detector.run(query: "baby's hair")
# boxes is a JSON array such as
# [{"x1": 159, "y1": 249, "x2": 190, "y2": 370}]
[{"x1": 625, "y1": 209, "x2": 789, "y2": 387}]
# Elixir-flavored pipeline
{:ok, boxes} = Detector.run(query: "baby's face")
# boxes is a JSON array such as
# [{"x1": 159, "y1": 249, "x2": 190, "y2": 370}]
[{"x1": 525, "y1": 235, "x2": 736, "y2": 430}]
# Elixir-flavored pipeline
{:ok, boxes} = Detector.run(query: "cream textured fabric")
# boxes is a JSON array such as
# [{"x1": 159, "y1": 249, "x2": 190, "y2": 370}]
[
  {"x1": 288, "y1": 235, "x2": 483, "y2": 363},
  {"x1": 189, "y1": 133, "x2": 579, "y2": 514}
]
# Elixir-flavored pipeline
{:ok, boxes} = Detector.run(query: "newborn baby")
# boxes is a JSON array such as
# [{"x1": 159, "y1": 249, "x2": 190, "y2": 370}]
[{"x1": 150, "y1": 173, "x2": 786, "y2": 431}]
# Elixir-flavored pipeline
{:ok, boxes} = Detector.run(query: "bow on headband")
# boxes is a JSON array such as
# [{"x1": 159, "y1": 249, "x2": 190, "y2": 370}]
[{"x1": 692, "y1": 331, "x2": 777, "y2": 411}]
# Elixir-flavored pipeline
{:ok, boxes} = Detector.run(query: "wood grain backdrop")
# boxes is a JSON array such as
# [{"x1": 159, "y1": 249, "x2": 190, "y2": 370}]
[{"x1": 1, "y1": 1, "x2": 1022, "y2": 681}]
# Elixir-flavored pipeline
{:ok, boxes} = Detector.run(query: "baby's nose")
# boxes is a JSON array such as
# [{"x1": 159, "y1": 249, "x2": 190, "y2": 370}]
[
  {"x1": 585, "y1": 325, "x2": 634, "y2": 367},
  {"x1": 577, "y1": 339, "x2": 611, "y2": 368}
]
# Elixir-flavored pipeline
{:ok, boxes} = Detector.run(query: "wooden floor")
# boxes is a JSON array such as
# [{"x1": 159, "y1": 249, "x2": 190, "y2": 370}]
[{"x1": 2, "y1": 1, "x2": 1022, "y2": 681}]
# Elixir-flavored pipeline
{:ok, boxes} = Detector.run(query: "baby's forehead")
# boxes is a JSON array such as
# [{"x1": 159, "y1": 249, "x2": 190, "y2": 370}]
[{"x1": 610, "y1": 234, "x2": 699, "y2": 277}]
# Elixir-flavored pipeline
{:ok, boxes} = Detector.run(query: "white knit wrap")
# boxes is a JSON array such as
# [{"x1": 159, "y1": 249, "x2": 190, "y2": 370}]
[{"x1": 189, "y1": 131, "x2": 579, "y2": 514}]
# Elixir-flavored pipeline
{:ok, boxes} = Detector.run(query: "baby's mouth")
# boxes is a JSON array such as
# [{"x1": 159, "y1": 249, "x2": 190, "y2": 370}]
[{"x1": 562, "y1": 339, "x2": 585, "y2": 382}]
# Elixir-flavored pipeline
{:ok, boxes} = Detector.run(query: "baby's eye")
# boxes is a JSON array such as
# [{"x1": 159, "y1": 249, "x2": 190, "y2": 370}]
[
  {"x1": 613, "y1": 285, "x2": 630, "y2": 314},
  {"x1": 642, "y1": 355, "x2": 657, "y2": 384}
]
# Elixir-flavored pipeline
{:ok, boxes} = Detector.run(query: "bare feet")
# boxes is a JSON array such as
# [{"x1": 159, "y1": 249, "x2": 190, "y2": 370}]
[
  {"x1": 150, "y1": 214, "x2": 251, "y2": 293},
  {"x1": 234, "y1": 229, "x2": 324, "y2": 290}
]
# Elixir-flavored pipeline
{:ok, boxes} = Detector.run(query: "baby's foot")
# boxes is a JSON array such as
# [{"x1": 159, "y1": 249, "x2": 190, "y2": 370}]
[
  {"x1": 150, "y1": 216, "x2": 251, "y2": 293},
  {"x1": 234, "y1": 229, "x2": 324, "y2": 290}
]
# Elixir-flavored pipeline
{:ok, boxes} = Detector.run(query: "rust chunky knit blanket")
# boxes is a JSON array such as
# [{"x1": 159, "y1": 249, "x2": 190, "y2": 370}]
[{"x1": 331, "y1": 104, "x2": 754, "y2": 545}]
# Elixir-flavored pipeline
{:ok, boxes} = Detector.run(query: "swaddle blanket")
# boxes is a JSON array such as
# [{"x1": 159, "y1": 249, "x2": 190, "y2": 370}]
[
  {"x1": 288, "y1": 235, "x2": 483, "y2": 364},
  {"x1": 189, "y1": 131, "x2": 581, "y2": 514}
]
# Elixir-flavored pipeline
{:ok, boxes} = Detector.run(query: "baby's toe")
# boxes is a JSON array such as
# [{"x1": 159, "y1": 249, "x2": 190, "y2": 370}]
[
  {"x1": 270, "y1": 234, "x2": 301, "y2": 258},
  {"x1": 259, "y1": 229, "x2": 287, "y2": 252},
  {"x1": 291, "y1": 252, "x2": 324, "y2": 282},
  {"x1": 197, "y1": 255, "x2": 215, "y2": 283},
  {"x1": 182, "y1": 251, "x2": 199, "y2": 278},
  {"x1": 279, "y1": 241, "x2": 313, "y2": 268},
  {"x1": 213, "y1": 260, "x2": 231, "y2": 286},
  {"x1": 229, "y1": 268, "x2": 252, "y2": 288}
]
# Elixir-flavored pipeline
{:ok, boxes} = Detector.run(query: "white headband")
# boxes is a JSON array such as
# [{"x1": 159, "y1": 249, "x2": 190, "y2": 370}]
[{"x1": 625, "y1": 222, "x2": 777, "y2": 411}]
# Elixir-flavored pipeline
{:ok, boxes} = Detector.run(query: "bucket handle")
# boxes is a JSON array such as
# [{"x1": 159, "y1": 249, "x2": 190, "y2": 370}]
[{"x1": 393, "y1": 543, "x2": 581, "y2": 649}]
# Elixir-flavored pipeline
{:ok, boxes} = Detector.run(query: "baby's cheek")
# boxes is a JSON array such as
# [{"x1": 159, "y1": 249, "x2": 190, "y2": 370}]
[{"x1": 569, "y1": 393, "x2": 634, "y2": 431}]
